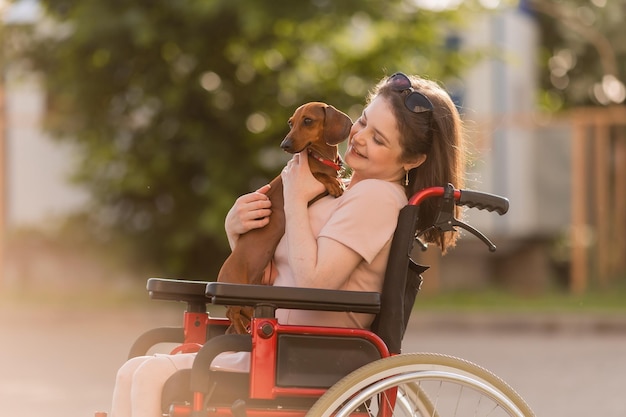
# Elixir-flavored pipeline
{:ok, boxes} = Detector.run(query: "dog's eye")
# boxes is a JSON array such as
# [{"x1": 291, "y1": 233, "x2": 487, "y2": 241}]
[
  {"x1": 288, "y1": 121, "x2": 293, "y2": 128},
  {"x1": 304, "y1": 118, "x2": 313, "y2": 126}
]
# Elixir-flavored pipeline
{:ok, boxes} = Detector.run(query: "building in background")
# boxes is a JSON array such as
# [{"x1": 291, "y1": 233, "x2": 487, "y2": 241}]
[
  {"x1": 417, "y1": 3, "x2": 575, "y2": 293},
  {"x1": 5, "y1": 69, "x2": 89, "y2": 228}
]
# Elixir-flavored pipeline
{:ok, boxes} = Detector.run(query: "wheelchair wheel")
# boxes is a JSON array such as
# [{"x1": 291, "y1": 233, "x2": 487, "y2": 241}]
[{"x1": 306, "y1": 352, "x2": 535, "y2": 417}]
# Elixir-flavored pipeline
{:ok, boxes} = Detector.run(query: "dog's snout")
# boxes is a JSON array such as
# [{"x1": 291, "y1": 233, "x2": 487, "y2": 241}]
[{"x1": 280, "y1": 137, "x2": 293, "y2": 151}]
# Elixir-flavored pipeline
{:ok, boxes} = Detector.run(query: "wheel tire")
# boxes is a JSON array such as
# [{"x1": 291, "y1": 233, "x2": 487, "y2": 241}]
[{"x1": 306, "y1": 352, "x2": 535, "y2": 417}]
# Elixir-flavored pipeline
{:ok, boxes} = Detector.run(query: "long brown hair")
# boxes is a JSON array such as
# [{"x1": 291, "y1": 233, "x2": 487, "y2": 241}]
[{"x1": 367, "y1": 74, "x2": 466, "y2": 253}]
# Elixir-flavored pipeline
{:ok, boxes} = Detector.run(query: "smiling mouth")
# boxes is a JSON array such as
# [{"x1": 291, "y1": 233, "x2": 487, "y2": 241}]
[{"x1": 351, "y1": 145, "x2": 366, "y2": 158}]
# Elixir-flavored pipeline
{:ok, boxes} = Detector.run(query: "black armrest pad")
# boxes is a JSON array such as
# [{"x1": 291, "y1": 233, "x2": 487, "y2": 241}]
[
  {"x1": 206, "y1": 282, "x2": 381, "y2": 314},
  {"x1": 146, "y1": 279, "x2": 381, "y2": 314},
  {"x1": 147, "y1": 278, "x2": 209, "y2": 303}
]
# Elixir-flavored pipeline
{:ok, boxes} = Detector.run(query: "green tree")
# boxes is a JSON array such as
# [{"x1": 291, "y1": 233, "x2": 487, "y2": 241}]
[
  {"x1": 529, "y1": 0, "x2": 626, "y2": 110},
  {"x1": 14, "y1": 0, "x2": 473, "y2": 279}
]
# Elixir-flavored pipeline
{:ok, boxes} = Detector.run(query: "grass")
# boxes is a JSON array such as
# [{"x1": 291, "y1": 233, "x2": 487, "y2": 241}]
[
  {"x1": 3, "y1": 281, "x2": 625, "y2": 316},
  {"x1": 414, "y1": 288, "x2": 626, "y2": 314}
]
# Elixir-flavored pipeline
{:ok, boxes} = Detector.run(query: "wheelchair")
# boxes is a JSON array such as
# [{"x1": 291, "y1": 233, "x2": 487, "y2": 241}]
[{"x1": 118, "y1": 184, "x2": 536, "y2": 417}]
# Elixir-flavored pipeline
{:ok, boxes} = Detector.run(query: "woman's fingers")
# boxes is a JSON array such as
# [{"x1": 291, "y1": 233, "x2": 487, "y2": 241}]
[
  {"x1": 246, "y1": 214, "x2": 271, "y2": 229},
  {"x1": 226, "y1": 185, "x2": 273, "y2": 235},
  {"x1": 243, "y1": 204, "x2": 271, "y2": 222},
  {"x1": 244, "y1": 194, "x2": 272, "y2": 215},
  {"x1": 282, "y1": 152, "x2": 305, "y2": 177},
  {"x1": 255, "y1": 183, "x2": 271, "y2": 195},
  {"x1": 282, "y1": 152, "x2": 325, "y2": 203},
  {"x1": 239, "y1": 194, "x2": 271, "y2": 225},
  {"x1": 238, "y1": 189, "x2": 269, "y2": 205}
]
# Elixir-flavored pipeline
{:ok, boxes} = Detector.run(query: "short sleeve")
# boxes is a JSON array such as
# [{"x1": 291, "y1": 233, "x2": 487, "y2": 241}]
[{"x1": 318, "y1": 179, "x2": 407, "y2": 263}]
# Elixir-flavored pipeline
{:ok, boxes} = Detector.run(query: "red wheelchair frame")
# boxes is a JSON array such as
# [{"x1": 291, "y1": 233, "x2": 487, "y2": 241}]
[{"x1": 122, "y1": 184, "x2": 509, "y2": 417}]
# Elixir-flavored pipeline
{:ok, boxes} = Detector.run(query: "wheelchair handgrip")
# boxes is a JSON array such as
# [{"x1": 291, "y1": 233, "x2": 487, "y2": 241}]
[{"x1": 458, "y1": 190, "x2": 509, "y2": 215}]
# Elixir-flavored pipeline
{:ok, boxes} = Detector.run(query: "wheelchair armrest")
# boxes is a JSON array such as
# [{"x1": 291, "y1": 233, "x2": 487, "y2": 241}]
[
  {"x1": 206, "y1": 282, "x2": 381, "y2": 314},
  {"x1": 147, "y1": 278, "x2": 209, "y2": 304}
]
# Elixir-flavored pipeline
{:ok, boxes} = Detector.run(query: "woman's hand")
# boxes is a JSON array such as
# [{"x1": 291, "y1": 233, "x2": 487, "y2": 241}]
[
  {"x1": 281, "y1": 153, "x2": 325, "y2": 208},
  {"x1": 225, "y1": 184, "x2": 272, "y2": 249},
  {"x1": 281, "y1": 152, "x2": 362, "y2": 289}
]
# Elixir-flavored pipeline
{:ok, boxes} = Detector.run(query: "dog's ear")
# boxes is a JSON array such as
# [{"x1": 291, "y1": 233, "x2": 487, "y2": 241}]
[{"x1": 323, "y1": 105, "x2": 352, "y2": 145}]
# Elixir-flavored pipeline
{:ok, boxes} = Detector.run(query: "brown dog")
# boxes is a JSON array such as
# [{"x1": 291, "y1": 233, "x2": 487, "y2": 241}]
[{"x1": 217, "y1": 102, "x2": 352, "y2": 334}]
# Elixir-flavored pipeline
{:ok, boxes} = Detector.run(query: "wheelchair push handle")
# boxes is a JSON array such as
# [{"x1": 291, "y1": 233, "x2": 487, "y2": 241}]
[
  {"x1": 410, "y1": 184, "x2": 509, "y2": 252},
  {"x1": 408, "y1": 184, "x2": 509, "y2": 216},
  {"x1": 458, "y1": 189, "x2": 509, "y2": 215}
]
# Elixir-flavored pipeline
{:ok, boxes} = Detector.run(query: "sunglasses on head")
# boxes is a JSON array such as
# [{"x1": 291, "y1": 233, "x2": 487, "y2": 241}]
[{"x1": 387, "y1": 72, "x2": 434, "y2": 114}]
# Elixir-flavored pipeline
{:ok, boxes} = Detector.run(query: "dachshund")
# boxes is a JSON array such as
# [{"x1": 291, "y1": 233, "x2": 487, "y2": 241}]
[{"x1": 217, "y1": 102, "x2": 353, "y2": 334}]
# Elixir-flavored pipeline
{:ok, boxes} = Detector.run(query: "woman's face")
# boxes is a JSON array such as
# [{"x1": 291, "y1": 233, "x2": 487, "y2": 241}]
[{"x1": 345, "y1": 96, "x2": 406, "y2": 183}]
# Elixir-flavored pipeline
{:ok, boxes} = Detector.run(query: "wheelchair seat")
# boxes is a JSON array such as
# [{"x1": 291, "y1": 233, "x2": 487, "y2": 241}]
[{"x1": 150, "y1": 281, "x2": 396, "y2": 412}]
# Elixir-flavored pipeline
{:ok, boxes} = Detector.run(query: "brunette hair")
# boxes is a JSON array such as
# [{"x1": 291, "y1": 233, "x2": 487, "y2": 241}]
[{"x1": 367, "y1": 74, "x2": 466, "y2": 253}]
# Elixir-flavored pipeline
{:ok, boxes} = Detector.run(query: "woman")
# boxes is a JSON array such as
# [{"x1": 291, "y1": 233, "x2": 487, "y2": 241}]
[{"x1": 110, "y1": 72, "x2": 465, "y2": 417}]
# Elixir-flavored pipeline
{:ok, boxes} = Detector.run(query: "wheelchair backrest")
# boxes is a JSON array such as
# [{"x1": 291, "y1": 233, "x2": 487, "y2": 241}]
[{"x1": 370, "y1": 204, "x2": 428, "y2": 354}]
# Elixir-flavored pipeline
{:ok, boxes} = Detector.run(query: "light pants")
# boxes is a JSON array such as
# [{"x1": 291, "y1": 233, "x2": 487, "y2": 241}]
[{"x1": 110, "y1": 353, "x2": 196, "y2": 417}]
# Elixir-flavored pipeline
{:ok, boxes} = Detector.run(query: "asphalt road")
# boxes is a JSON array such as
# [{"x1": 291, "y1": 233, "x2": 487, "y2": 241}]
[
  {"x1": 403, "y1": 316, "x2": 626, "y2": 417},
  {"x1": 1, "y1": 302, "x2": 624, "y2": 417}
]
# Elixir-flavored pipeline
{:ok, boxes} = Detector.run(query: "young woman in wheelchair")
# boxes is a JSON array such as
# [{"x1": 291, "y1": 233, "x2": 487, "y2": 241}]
[{"x1": 109, "y1": 72, "x2": 466, "y2": 417}]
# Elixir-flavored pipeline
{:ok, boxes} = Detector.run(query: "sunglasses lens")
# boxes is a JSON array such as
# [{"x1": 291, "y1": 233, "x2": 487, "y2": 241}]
[
  {"x1": 405, "y1": 92, "x2": 433, "y2": 113},
  {"x1": 388, "y1": 73, "x2": 412, "y2": 92},
  {"x1": 388, "y1": 72, "x2": 434, "y2": 114}
]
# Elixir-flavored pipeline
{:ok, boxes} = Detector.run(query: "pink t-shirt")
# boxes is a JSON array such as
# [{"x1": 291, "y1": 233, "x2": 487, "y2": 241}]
[
  {"x1": 211, "y1": 179, "x2": 407, "y2": 372},
  {"x1": 274, "y1": 178, "x2": 407, "y2": 329}
]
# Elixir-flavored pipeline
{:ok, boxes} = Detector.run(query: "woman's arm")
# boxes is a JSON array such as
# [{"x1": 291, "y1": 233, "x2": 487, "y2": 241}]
[
  {"x1": 281, "y1": 154, "x2": 362, "y2": 289},
  {"x1": 224, "y1": 184, "x2": 272, "y2": 250}
]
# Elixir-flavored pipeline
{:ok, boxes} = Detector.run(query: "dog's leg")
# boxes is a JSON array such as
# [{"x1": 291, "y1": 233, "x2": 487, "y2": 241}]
[
  {"x1": 313, "y1": 172, "x2": 344, "y2": 198},
  {"x1": 218, "y1": 178, "x2": 285, "y2": 334},
  {"x1": 218, "y1": 178, "x2": 285, "y2": 284},
  {"x1": 225, "y1": 306, "x2": 254, "y2": 335}
]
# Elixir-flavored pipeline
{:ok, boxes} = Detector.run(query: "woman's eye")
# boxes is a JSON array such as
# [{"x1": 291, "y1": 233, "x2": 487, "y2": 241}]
[{"x1": 372, "y1": 136, "x2": 383, "y2": 145}]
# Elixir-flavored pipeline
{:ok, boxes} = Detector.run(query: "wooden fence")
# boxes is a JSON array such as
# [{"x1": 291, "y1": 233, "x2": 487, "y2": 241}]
[{"x1": 570, "y1": 106, "x2": 626, "y2": 293}]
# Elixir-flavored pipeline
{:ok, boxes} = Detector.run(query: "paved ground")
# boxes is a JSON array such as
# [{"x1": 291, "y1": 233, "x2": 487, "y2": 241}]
[
  {"x1": 1, "y1": 301, "x2": 625, "y2": 417},
  {"x1": 405, "y1": 313, "x2": 626, "y2": 417}
]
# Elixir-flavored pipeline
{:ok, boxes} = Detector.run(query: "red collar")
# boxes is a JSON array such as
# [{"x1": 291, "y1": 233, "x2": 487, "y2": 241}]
[{"x1": 307, "y1": 149, "x2": 343, "y2": 171}]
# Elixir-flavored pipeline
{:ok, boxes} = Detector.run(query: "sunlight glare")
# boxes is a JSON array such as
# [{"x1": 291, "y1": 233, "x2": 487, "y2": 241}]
[
  {"x1": 2, "y1": 0, "x2": 42, "y2": 24},
  {"x1": 246, "y1": 112, "x2": 270, "y2": 134},
  {"x1": 602, "y1": 75, "x2": 626, "y2": 104},
  {"x1": 200, "y1": 71, "x2": 221, "y2": 92},
  {"x1": 479, "y1": 0, "x2": 502, "y2": 9},
  {"x1": 412, "y1": 0, "x2": 463, "y2": 12}
]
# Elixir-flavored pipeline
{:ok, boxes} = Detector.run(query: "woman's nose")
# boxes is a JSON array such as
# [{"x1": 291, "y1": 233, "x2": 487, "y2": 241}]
[{"x1": 350, "y1": 127, "x2": 364, "y2": 144}]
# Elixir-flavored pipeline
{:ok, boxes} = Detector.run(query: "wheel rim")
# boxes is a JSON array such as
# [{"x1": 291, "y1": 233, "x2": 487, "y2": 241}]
[
  {"x1": 307, "y1": 353, "x2": 534, "y2": 417},
  {"x1": 332, "y1": 370, "x2": 526, "y2": 417}
]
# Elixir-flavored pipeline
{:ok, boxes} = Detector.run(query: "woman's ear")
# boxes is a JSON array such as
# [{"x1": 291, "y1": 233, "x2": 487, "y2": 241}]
[{"x1": 404, "y1": 154, "x2": 427, "y2": 171}]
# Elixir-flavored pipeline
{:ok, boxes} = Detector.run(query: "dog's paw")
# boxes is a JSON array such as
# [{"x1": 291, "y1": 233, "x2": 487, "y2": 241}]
[
  {"x1": 325, "y1": 180, "x2": 344, "y2": 197},
  {"x1": 226, "y1": 306, "x2": 253, "y2": 335}
]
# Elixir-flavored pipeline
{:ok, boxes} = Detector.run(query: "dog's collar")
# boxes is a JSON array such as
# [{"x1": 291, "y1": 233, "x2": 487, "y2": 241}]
[{"x1": 307, "y1": 149, "x2": 343, "y2": 171}]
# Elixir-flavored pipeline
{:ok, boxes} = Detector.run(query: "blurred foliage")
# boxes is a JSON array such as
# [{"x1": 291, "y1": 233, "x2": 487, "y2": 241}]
[
  {"x1": 529, "y1": 0, "x2": 626, "y2": 110},
  {"x1": 10, "y1": 0, "x2": 484, "y2": 279}
]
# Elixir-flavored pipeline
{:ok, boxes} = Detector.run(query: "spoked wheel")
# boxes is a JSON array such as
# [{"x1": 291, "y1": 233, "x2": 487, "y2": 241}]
[{"x1": 306, "y1": 353, "x2": 535, "y2": 417}]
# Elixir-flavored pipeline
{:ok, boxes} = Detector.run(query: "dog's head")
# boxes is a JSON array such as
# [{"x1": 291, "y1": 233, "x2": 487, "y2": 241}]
[{"x1": 280, "y1": 102, "x2": 352, "y2": 154}]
